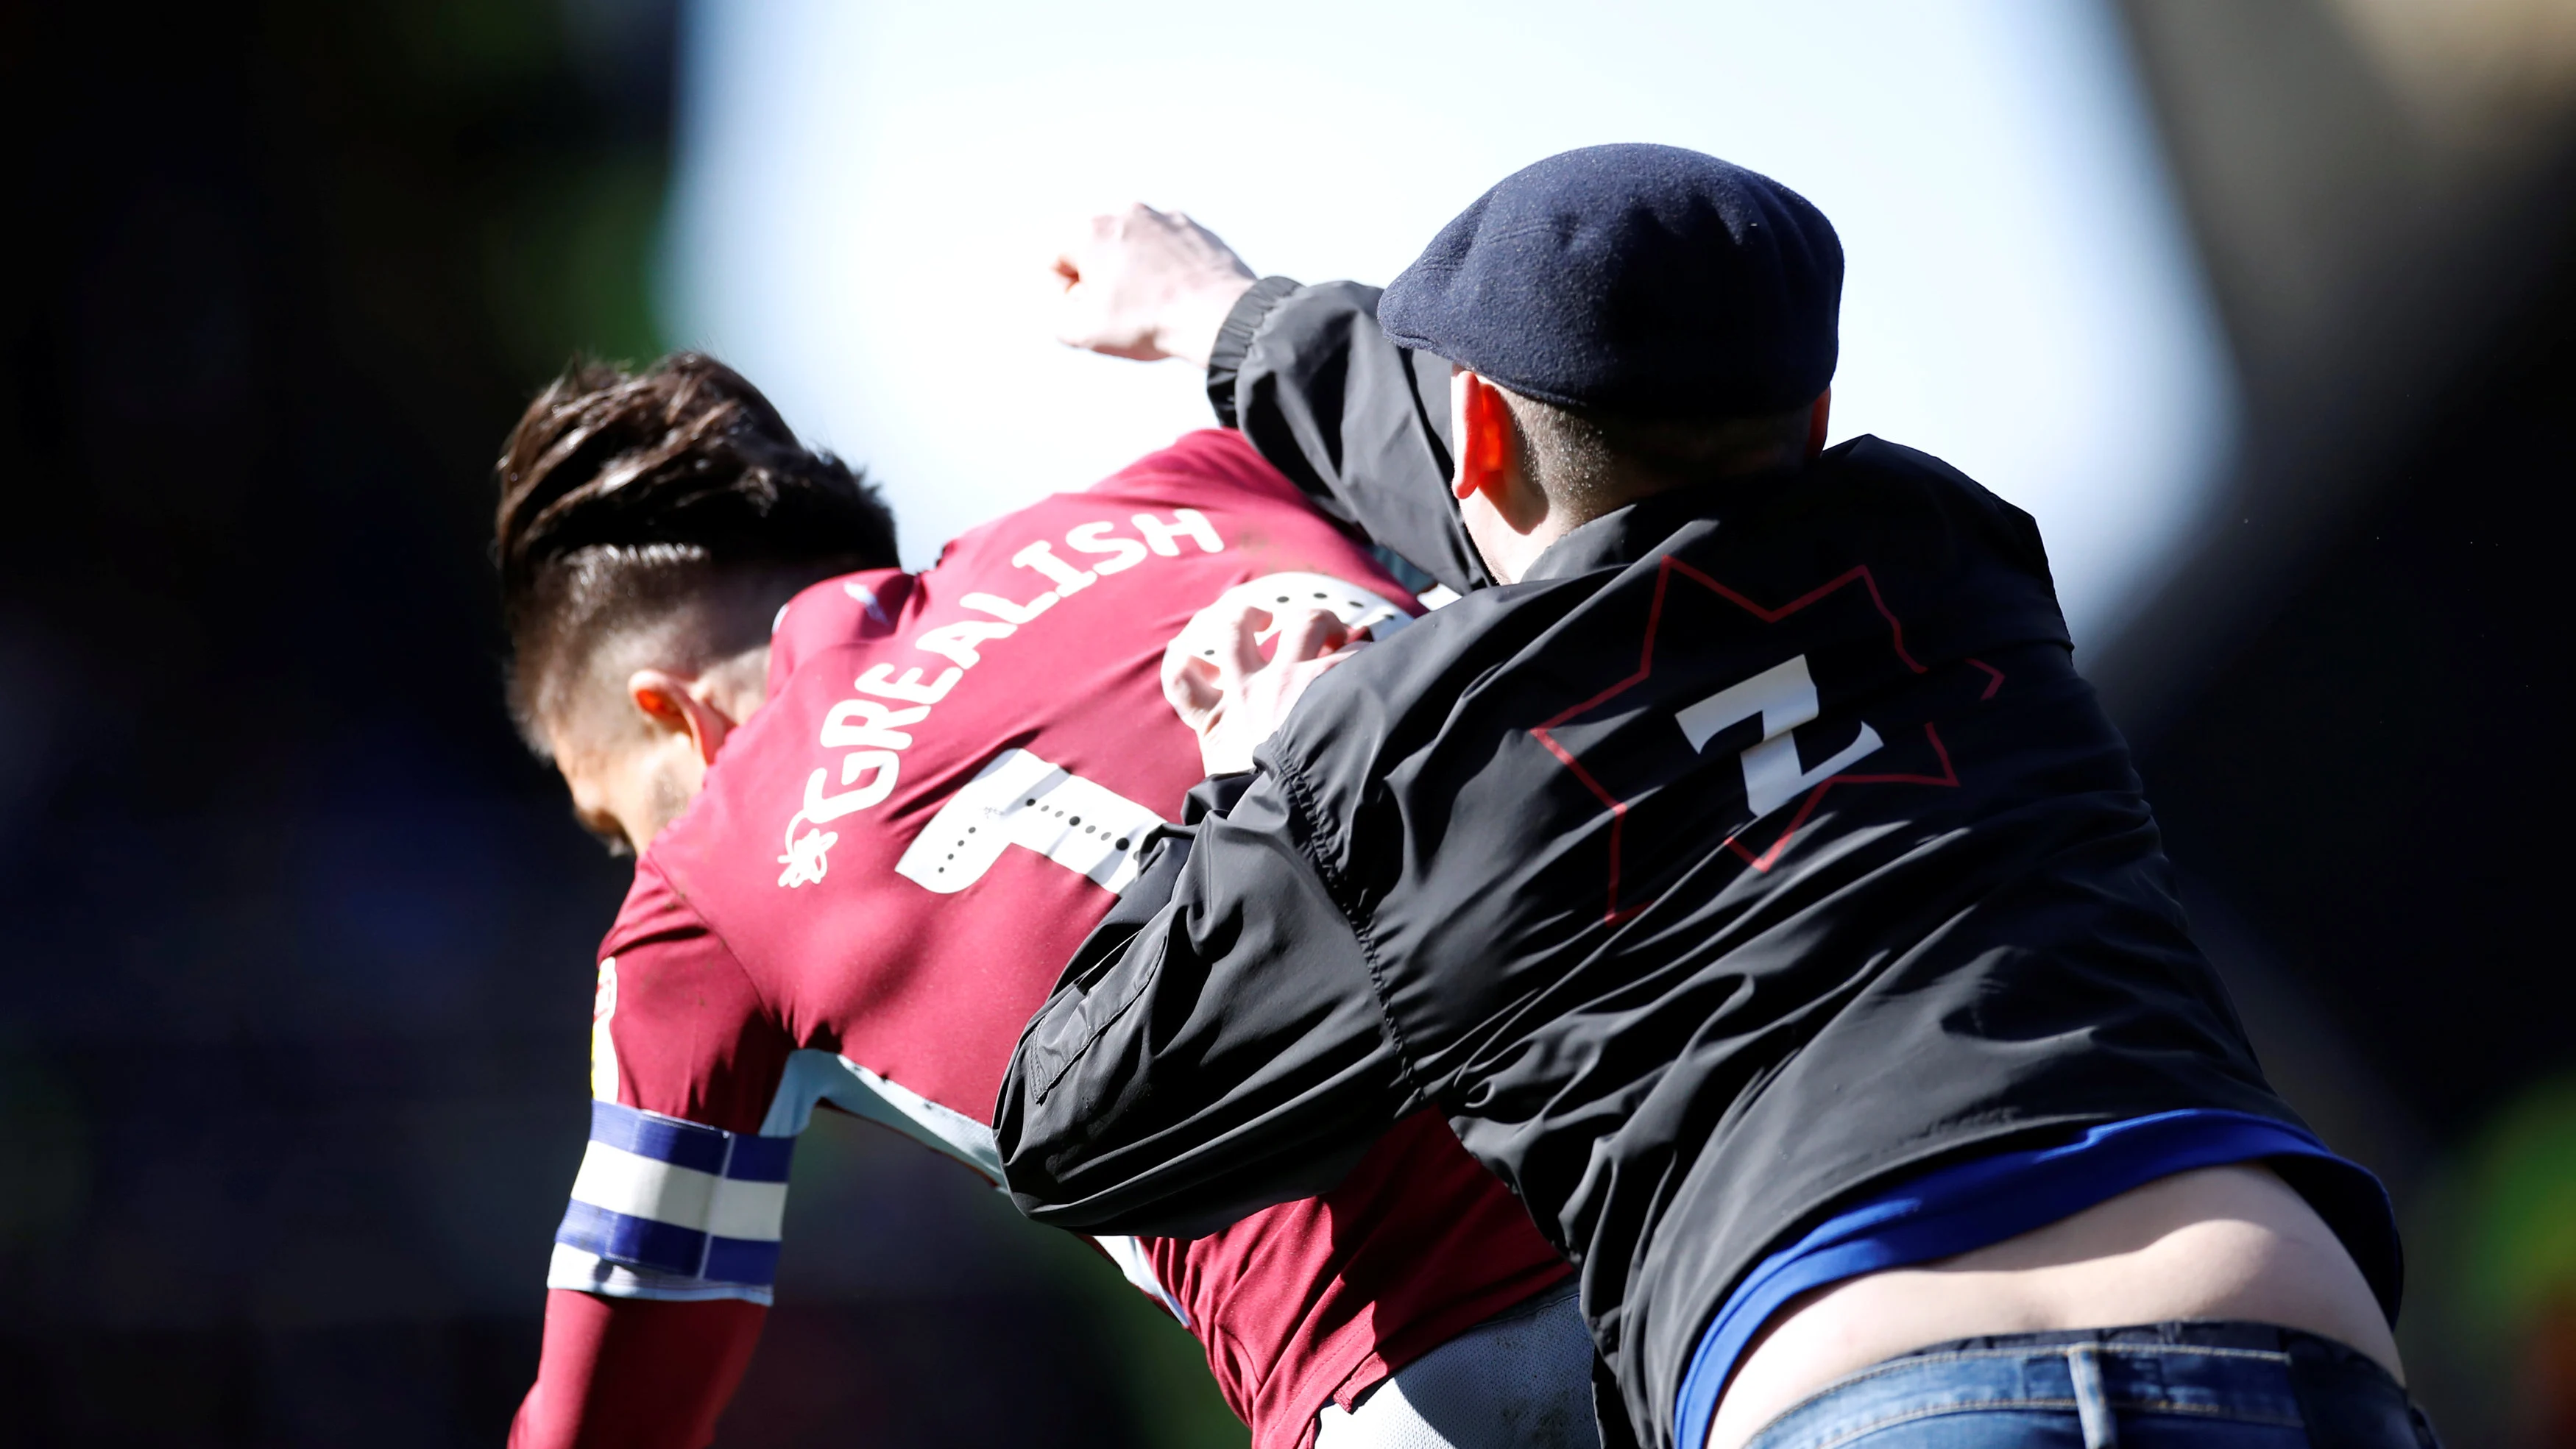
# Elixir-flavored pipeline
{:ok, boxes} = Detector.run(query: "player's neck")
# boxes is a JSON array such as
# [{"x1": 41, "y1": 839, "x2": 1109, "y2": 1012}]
[{"x1": 697, "y1": 644, "x2": 774, "y2": 728}]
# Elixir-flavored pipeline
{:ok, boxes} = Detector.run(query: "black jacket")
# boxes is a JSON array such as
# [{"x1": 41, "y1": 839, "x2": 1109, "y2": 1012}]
[{"x1": 996, "y1": 282, "x2": 2399, "y2": 1448}]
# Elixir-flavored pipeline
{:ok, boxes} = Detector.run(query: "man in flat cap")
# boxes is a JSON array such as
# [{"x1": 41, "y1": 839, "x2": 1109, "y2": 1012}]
[{"x1": 998, "y1": 146, "x2": 2433, "y2": 1449}]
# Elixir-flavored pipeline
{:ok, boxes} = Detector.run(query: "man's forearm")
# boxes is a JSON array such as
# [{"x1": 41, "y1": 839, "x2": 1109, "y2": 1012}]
[
  {"x1": 1211, "y1": 281, "x2": 1492, "y2": 598},
  {"x1": 1046, "y1": 208, "x2": 1484, "y2": 595},
  {"x1": 997, "y1": 770, "x2": 1408, "y2": 1236}
]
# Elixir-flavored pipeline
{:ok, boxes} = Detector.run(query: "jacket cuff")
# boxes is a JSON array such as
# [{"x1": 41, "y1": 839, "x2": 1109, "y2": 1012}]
[{"x1": 1205, "y1": 275, "x2": 1303, "y2": 428}]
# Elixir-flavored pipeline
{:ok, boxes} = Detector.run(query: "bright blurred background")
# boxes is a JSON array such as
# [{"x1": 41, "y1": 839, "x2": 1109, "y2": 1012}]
[
  {"x1": 659, "y1": 0, "x2": 2231, "y2": 652},
  {"x1": 4, "y1": 1, "x2": 2572, "y2": 1445}
]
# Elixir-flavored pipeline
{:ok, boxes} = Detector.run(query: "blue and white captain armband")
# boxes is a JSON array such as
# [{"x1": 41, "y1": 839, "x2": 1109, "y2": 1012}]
[{"x1": 548, "y1": 1100, "x2": 796, "y2": 1305}]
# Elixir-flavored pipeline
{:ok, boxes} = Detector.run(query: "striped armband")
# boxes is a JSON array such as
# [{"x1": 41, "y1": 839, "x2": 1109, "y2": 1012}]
[{"x1": 547, "y1": 1100, "x2": 795, "y2": 1305}]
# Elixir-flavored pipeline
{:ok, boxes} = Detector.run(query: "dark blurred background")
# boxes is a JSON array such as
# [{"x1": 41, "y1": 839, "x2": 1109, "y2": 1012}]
[
  {"x1": 1, "y1": 0, "x2": 2569, "y2": 1445},
  {"x1": 0, "y1": 1, "x2": 1223, "y2": 1444}
]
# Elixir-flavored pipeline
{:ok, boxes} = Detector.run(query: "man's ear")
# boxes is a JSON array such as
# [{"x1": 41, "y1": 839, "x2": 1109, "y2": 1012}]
[
  {"x1": 1807, "y1": 388, "x2": 1833, "y2": 458},
  {"x1": 628, "y1": 667, "x2": 735, "y2": 766},
  {"x1": 1451, "y1": 370, "x2": 1522, "y2": 506}
]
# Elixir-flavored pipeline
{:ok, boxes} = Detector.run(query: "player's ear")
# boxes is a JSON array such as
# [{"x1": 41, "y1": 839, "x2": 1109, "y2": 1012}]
[
  {"x1": 1807, "y1": 388, "x2": 1832, "y2": 458},
  {"x1": 628, "y1": 667, "x2": 734, "y2": 766}
]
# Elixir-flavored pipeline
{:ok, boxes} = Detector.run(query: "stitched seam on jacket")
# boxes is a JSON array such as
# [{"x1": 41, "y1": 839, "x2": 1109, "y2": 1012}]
[
  {"x1": 1029, "y1": 923, "x2": 1167, "y2": 1102},
  {"x1": 1022, "y1": 835, "x2": 1200, "y2": 1101},
  {"x1": 1270, "y1": 753, "x2": 1431, "y2": 1105}
]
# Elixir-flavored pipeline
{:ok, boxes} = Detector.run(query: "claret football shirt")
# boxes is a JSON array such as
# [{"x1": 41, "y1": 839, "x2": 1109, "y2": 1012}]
[{"x1": 551, "y1": 429, "x2": 1570, "y2": 1448}]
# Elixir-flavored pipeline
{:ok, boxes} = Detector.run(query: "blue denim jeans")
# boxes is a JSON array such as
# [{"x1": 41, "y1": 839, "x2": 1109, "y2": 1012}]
[{"x1": 1741, "y1": 1322, "x2": 2437, "y2": 1449}]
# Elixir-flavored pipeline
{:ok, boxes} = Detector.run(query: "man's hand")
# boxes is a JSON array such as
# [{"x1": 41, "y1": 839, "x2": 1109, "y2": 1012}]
[
  {"x1": 1161, "y1": 600, "x2": 1366, "y2": 776},
  {"x1": 1051, "y1": 203, "x2": 1257, "y2": 369}
]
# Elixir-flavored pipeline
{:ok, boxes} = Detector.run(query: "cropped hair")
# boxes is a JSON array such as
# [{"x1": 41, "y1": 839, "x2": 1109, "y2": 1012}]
[
  {"x1": 1500, "y1": 390, "x2": 1815, "y2": 512},
  {"x1": 495, "y1": 352, "x2": 896, "y2": 746}
]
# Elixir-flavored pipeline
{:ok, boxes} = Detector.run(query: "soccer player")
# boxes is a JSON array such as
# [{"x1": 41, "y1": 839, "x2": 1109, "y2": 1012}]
[
  {"x1": 997, "y1": 149, "x2": 2435, "y2": 1449},
  {"x1": 495, "y1": 355, "x2": 1593, "y2": 1448}
]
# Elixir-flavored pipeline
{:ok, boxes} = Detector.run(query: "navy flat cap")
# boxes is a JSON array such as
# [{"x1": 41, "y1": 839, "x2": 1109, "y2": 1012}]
[{"x1": 1380, "y1": 144, "x2": 1842, "y2": 419}]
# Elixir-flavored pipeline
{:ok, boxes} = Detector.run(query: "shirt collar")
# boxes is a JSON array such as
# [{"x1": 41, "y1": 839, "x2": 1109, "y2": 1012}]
[{"x1": 1518, "y1": 461, "x2": 1809, "y2": 583}]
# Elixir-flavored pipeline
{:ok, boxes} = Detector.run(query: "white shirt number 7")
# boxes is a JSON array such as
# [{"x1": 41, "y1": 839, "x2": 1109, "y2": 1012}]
[{"x1": 894, "y1": 748, "x2": 1167, "y2": 896}]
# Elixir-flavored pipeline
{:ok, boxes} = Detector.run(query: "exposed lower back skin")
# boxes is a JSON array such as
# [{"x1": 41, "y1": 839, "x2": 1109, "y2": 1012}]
[{"x1": 1708, "y1": 1164, "x2": 2402, "y2": 1449}]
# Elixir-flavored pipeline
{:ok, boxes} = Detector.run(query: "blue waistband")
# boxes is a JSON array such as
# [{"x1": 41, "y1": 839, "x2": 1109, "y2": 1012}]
[{"x1": 1671, "y1": 1109, "x2": 2396, "y2": 1449}]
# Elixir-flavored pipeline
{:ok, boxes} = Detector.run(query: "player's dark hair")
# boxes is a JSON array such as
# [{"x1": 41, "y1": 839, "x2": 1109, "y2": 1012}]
[
  {"x1": 1501, "y1": 390, "x2": 1815, "y2": 511},
  {"x1": 495, "y1": 352, "x2": 897, "y2": 748}
]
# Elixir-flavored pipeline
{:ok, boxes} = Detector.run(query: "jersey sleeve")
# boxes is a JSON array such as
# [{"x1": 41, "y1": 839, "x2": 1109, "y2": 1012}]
[
  {"x1": 995, "y1": 769, "x2": 1415, "y2": 1238},
  {"x1": 1212, "y1": 280, "x2": 1495, "y2": 598},
  {"x1": 547, "y1": 855, "x2": 801, "y2": 1306},
  {"x1": 510, "y1": 1292, "x2": 765, "y2": 1449}
]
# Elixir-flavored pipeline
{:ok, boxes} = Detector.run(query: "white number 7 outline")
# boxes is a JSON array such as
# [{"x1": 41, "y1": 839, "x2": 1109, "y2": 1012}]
[{"x1": 894, "y1": 748, "x2": 1167, "y2": 896}]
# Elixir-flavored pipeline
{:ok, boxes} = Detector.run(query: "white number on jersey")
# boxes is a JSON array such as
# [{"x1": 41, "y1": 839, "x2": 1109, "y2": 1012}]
[{"x1": 895, "y1": 748, "x2": 1167, "y2": 896}]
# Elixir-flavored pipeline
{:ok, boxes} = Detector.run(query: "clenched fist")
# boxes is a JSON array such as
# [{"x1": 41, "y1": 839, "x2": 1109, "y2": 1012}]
[{"x1": 1050, "y1": 203, "x2": 1257, "y2": 369}]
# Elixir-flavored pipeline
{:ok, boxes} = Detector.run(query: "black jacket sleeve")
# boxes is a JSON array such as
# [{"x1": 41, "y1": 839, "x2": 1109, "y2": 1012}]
[
  {"x1": 1207, "y1": 279, "x2": 1494, "y2": 597},
  {"x1": 995, "y1": 769, "x2": 1415, "y2": 1237}
]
